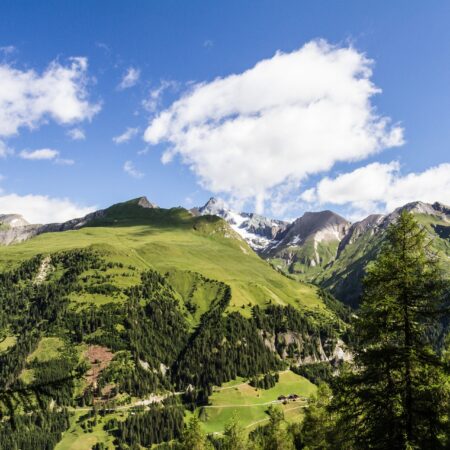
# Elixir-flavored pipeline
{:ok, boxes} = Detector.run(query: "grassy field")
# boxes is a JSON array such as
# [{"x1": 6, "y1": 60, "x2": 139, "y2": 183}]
[
  {"x1": 0, "y1": 201, "x2": 325, "y2": 314},
  {"x1": 196, "y1": 370, "x2": 316, "y2": 434},
  {"x1": 0, "y1": 335, "x2": 16, "y2": 353},
  {"x1": 55, "y1": 410, "x2": 121, "y2": 450},
  {"x1": 27, "y1": 337, "x2": 65, "y2": 362}
]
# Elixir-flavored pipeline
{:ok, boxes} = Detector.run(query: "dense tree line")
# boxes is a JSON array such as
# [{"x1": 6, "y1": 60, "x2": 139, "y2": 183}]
[
  {"x1": 249, "y1": 372, "x2": 279, "y2": 390},
  {"x1": 298, "y1": 212, "x2": 450, "y2": 449},
  {"x1": 252, "y1": 304, "x2": 337, "y2": 362},
  {"x1": 0, "y1": 246, "x2": 348, "y2": 449},
  {"x1": 291, "y1": 362, "x2": 334, "y2": 385},
  {"x1": 173, "y1": 284, "x2": 284, "y2": 405},
  {"x1": 108, "y1": 397, "x2": 184, "y2": 447},
  {"x1": 0, "y1": 410, "x2": 69, "y2": 450}
]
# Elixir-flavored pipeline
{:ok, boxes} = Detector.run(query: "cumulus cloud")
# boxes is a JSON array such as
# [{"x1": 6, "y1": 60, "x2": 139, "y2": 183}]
[
  {"x1": 0, "y1": 193, "x2": 95, "y2": 223},
  {"x1": 113, "y1": 127, "x2": 139, "y2": 144},
  {"x1": 67, "y1": 127, "x2": 85, "y2": 140},
  {"x1": 123, "y1": 160, "x2": 144, "y2": 179},
  {"x1": 144, "y1": 40, "x2": 404, "y2": 213},
  {"x1": 0, "y1": 57, "x2": 100, "y2": 139},
  {"x1": 19, "y1": 148, "x2": 59, "y2": 160},
  {"x1": 302, "y1": 162, "x2": 450, "y2": 218},
  {"x1": 118, "y1": 67, "x2": 140, "y2": 90}
]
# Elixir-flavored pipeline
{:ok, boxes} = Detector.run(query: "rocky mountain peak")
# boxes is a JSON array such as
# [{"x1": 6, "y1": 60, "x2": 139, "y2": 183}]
[
  {"x1": 136, "y1": 196, "x2": 158, "y2": 209},
  {"x1": 278, "y1": 210, "x2": 351, "y2": 245},
  {"x1": 198, "y1": 197, "x2": 228, "y2": 216},
  {"x1": 0, "y1": 214, "x2": 30, "y2": 228},
  {"x1": 383, "y1": 201, "x2": 450, "y2": 227},
  {"x1": 337, "y1": 214, "x2": 384, "y2": 256}
]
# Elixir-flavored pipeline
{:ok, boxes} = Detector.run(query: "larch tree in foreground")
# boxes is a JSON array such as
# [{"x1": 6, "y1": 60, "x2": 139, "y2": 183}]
[{"x1": 332, "y1": 211, "x2": 449, "y2": 449}]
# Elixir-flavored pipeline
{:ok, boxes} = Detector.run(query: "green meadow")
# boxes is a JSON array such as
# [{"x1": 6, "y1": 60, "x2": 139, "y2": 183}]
[
  {"x1": 196, "y1": 370, "x2": 317, "y2": 434},
  {"x1": 0, "y1": 201, "x2": 324, "y2": 314}
]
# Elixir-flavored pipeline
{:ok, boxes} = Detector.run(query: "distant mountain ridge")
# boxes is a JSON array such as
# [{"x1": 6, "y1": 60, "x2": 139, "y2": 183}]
[
  {"x1": 193, "y1": 198, "x2": 450, "y2": 305},
  {"x1": 191, "y1": 197, "x2": 289, "y2": 250},
  {"x1": 0, "y1": 196, "x2": 158, "y2": 245},
  {"x1": 1, "y1": 195, "x2": 449, "y2": 306}
]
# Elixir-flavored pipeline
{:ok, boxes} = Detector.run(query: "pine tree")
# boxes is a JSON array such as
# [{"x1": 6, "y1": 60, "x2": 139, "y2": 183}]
[
  {"x1": 300, "y1": 383, "x2": 347, "y2": 450},
  {"x1": 333, "y1": 211, "x2": 449, "y2": 449},
  {"x1": 222, "y1": 412, "x2": 248, "y2": 450},
  {"x1": 264, "y1": 405, "x2": 295, "y2": 450},
  {"x1": 180, "y1": 416, "x2": 212, "y2": 450}
]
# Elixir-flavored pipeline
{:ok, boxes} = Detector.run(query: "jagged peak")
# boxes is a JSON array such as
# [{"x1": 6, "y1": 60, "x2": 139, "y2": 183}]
[
  {"x1": 386, "y1": 200, "x2": 450, "y2": 223},
  {"x1": 136, "y1": 196, "x2": 158, "y2": 209}
]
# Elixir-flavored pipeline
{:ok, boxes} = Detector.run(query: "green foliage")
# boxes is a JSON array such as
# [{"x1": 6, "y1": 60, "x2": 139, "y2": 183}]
[
  {"x1": 291, "y1": 362, "x2": 334, "y2": 385},
  {"x1": 111, "y1": 397, "x2": 184, "y2": 447},
  {"x1": 0, "y1": 410, "x2": 70, "y2": 450},
  {"x1": 246, "y1": 406, "x2": 298, "y2": 449},
  {"x1": 331, "y1": 212, "x2": 450, "y2": 449},
  {"x1": 221, "y1": 412, "x2": 248, "y2": 450},
  {"x1": 180, "y1": 416, "x2": 212, "y2": 450},
  {"x1": 249, "y1": 372, "x2": 279, "y2": 390},
  {"x1": 299, "y1": 383, "x2": 344, "y2": 449}
]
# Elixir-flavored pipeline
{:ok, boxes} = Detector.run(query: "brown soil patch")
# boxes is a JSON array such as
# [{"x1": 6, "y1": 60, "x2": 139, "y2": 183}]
[{"x1": 84, "y1": 345, "x2": 114, "y2": 388}]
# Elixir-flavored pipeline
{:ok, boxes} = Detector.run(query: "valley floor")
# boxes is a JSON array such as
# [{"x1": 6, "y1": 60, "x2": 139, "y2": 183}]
[{"x1": 56, "y1": 370, "x2": 316, "y2": 449}]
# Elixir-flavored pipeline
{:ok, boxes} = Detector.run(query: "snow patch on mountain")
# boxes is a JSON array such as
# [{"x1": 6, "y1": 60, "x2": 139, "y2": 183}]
[{"x1": 192, "y1": 198, "x2": 288, "y2": 251}]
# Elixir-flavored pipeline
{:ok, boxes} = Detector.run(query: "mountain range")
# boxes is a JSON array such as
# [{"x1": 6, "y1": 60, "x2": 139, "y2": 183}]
[
  {"x1": 1, "y1": 196, "x2": 449, "y2": 307},
  {"x1": 191, "y1": 197, "x2": 450, "y2": 305},
  {"x1": 0, "y1": 195, "x2": 448, "y2": 446}
]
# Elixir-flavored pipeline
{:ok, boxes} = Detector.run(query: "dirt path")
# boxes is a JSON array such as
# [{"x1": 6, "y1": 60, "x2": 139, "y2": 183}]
[
  {"x1": 244, "y1": 404, "x2": 307, "y2": 429},
  {"x1": 34, "y1": 256, "x2": 52, "y2": 284}
]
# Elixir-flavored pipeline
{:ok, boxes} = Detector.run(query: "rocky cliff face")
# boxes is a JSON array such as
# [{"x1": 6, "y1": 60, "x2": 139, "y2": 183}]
[
  {"x1": 262, "y1": 211, "x2": 351, "y2": 276},
  {"x1": 266, "y1": 211, "x2": 350, "y2": 253}
]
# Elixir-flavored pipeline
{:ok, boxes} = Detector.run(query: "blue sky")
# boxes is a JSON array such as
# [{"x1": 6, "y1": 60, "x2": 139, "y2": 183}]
[{"x1": 0, "y1": 0, "x2": 449, "y2": 223}]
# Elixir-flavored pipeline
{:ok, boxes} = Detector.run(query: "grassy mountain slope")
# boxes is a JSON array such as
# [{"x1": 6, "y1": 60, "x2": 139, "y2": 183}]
[
  {"x1": 0, "y1": 204, "x2": 344, "y2": 447},
  {"x1": 316, "y1": 211, "x2": 450, "y2": 306},
  {"x1": 268, "y1": 239, "x2": 341, "y2": 282},
  {"x1": 0, "y1": 198, "x2": 323, "y2": 315}
]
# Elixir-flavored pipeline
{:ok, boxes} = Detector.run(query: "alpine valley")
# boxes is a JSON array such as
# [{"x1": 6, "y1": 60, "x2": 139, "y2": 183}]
[
  {"x1": 193, "y1": 197, "x2": 450, "y2": 306},
  {"x1": 0, "y1": 196, "x2": 448, "y2": 448}
]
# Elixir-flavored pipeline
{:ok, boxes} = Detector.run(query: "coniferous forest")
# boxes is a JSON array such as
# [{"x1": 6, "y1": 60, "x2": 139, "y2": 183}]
[
  {"x1": 2, "y1": 1, "x2": 450, "y2": 447},
  {"x1": 0, "y1": 211, "x2": 447, "y2": 449}
]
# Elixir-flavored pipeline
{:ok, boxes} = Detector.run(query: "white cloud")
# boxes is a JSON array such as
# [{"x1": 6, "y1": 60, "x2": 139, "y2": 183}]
[
  {"x1": 203, "y1": 40, "x2": 214, "y2": 48},
  {"x1": 118, "y1": 67, "x2": 140, "y2": 90},
  {"x1": 55, "y1": 158, "x2": 75, "y2": 166},
  {"x1": 67, "y1": 127, "x2": 85, "y2": 140},
  {"x1": 0, "y1": 45, "x2": 16, "y2": 55},
  {"x1": 0, "y1": 193, "x2": 95, "y2": 223},
  {"x1": 113, "y1": 127, "x2": 139, "y2": 144},
  {"x1": 142, "y1": 80, "x2": 178, "y2": 113},
  {"x1": 0, "y1": 57, "x2": 100, "y2": 138},
  {"x1": 123, "y1": 160, "x2": 144, "y2": 179},
  {"x1": 0, "y1": 140, "x2": 13, "y2": 158},
  {"x1": 144, "y1": 40, "x2": 404, "y2": 213},
  {"x1": 303, "y1": 162, "x2": 450, "y2": 218},
  {"x1": 19, "y1": 148, "x2": 59, "y2": 160}
]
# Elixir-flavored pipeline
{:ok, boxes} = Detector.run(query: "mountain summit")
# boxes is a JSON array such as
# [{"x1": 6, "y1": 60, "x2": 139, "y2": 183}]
[
  {"x1": 0, "y1": 196, "x2": 159, "y2": 245},
  {"x1": 192, "y1": 198, "x2": 288, "y2": 250}
]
